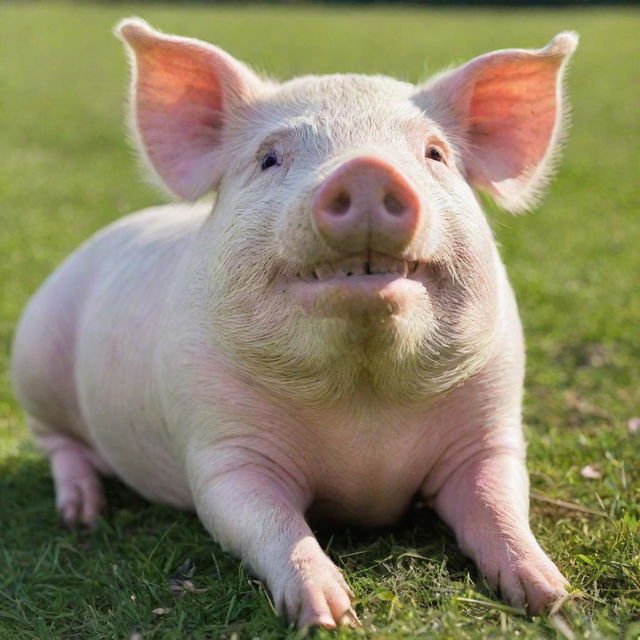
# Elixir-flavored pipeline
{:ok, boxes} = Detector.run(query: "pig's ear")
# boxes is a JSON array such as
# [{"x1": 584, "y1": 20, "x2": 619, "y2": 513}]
[
  {"x1": 115, "y1": 18, "x2": 264, "y2": 200},
  {"x1": 415, "y1": 32, "x2": 578, "y2": 213}
]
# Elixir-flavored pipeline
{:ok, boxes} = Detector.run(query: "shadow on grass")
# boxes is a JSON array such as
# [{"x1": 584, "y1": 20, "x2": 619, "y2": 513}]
[
  {"x1": 2, "y1": 453, "x2": 472, "y2": 556},
  {"x1": 1, "y1": 454, "x2": 485, "y2": 634}
]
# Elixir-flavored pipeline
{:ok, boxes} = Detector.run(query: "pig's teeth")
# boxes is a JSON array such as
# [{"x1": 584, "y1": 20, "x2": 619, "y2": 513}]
[
  {"x1": 305, "y1": 258, "x2": 423, "y2": 281},
  {"x1": 314, "y1": 265, "x2": 334, "y2": 281},
  {"x1": 372, "y1": 258, "x2": 402, "y2": 275},
  {"x1": 413, "y1": 261, "x2": 428, "y2": 277}
]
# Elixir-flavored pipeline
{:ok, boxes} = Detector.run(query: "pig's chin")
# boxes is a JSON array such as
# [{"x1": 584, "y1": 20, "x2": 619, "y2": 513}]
[
  {"x1": 287, "y1": 261, "x2": 431, "y2": 319},
  {"x1": 290, "y1": 274, "x2": 425, "y2": 318}
]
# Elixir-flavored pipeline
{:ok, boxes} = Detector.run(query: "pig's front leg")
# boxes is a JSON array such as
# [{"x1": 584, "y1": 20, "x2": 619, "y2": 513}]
[
  {"x1": 430, "y1": 452, "x2": 568, "y2": 614},
  {"x1": 185, "y1": 443, "x2": 357, "y2": 629}
]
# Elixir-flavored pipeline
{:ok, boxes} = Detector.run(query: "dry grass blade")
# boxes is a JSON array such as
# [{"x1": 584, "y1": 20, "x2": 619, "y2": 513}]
[
  {"x1": 530, "y1": 492, "x2": 606, "y2": 517},
  {"x1": 454, "y1": 597, "x2": 525, "y2": 616},
  {"x1": 549, "y1": 613, "x2": 576, "y2": 640}
]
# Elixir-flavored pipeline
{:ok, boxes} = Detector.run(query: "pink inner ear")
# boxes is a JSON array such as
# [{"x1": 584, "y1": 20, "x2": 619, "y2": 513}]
[
  {"x1": 138, "y1": 47, "x2": 224, "y2": 130},
  {"x1": 467, "y1": 58, "x2": 558, "y2": 186},
  {"x1": 419, "y1": 33, "x2": 578, "y2": 213},
  {"x1": 117, "y1": 18, "x2": 264, "y2": 200},
  {"x1": 134, "y1": 41, "x2": 230, "y2": 199}
]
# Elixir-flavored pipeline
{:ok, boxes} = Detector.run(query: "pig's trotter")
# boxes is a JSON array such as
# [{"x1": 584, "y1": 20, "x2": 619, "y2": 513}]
[
  {"x1": 187, "y1": 453, "x2": 357, "y2": 629},
  {"x1": 432, "y1": 453, "x2": 569, "y2": 615},
  {"x1": 279, "y1": 536, "x2": 358, "y2": 629},
  {"x1": 36, "y1": 429, "x2": 108, "y2": 529}
]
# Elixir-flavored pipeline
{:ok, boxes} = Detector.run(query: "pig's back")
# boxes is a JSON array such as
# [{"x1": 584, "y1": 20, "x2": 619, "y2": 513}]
[{"x1": 12, "y1": 202, "x2": 211, "y2": 505}]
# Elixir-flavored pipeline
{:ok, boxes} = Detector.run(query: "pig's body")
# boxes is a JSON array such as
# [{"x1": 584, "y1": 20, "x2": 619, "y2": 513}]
[
  {"x1": 14, "y1": 201, "x2": 522, "y2": 525},
  {"x1": 12, "y1": 20, "x2": 578, "y2": 628},
  {"x1": 13, "y1": 204, "x2": 208, "y2": 508}
]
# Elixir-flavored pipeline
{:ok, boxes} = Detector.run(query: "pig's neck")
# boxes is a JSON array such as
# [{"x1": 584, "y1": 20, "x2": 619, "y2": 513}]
[{"x1": 199, "y1": 322, "x2": 498, "y2": 412}]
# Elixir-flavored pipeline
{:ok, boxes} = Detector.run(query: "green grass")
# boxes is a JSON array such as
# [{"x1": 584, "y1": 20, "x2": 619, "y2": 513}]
[{"x1": 1, "y1": 3, "x2": 639, "y2": 639}]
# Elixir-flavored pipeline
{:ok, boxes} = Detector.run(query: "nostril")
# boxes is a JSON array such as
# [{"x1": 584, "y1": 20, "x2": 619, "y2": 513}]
[
  {"x1": 327, "y1": 191, "x2": 351, "y2": 216},
  {"x1": 383, "y1": 192, "x2": 406, "y2": 216}
]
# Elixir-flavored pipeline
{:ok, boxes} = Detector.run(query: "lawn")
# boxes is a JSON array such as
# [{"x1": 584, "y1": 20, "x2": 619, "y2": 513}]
[{"x1": 1, "y1": 3, "x2": 639, "y2": 639}]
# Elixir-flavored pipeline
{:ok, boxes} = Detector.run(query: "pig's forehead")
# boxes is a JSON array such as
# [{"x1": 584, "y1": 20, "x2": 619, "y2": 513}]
[
  {"x1": 275, "y1": 73, "x2": 416, "y2": 101},
  {"x1": 261, "y1": 73, "x2": 422, "y2": 123}
]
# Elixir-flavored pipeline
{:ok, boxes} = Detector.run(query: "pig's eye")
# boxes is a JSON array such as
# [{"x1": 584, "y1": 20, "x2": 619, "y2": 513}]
[
  {"x1": 261, "y1": 150, "x2": 281, "y2": 171},
  {"x1": 426, "y1": 145, "x2": 444, "y2": 163}
]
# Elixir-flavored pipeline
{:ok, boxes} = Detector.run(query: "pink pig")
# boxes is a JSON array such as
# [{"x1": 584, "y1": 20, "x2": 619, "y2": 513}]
[{"x1": 11, "y1": 19, "x2": 578, "y2": 629}]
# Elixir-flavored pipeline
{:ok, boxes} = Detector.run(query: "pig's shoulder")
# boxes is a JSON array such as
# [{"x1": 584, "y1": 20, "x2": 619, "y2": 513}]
[
  {"x1": 61, "y1": 201, "x2": 214, "y2": 284},
  {"x1": 90, "y1": 201, "x2": 212, "y2": 250},
  {"x1": 27, "y1": 200, "x2": 214, "y2": 329}
]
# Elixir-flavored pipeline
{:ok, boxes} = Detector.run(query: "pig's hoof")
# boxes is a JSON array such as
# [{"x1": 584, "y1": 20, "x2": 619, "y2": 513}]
[
  {"x1": 57, "y1": 476, "x2": 105, "y2": 530},
  {"x1": 488, "y1": 551, "x2": 569, "y2": 615},
  {"x1": 49, "y1": 440, "x2": 107, "y2": 530},
  {"x1": 295, "y1": 580, "x2": 359, "y2": 630},
  {"x1": 278, "y1": 551, "x2": 358, "y2": 629}
]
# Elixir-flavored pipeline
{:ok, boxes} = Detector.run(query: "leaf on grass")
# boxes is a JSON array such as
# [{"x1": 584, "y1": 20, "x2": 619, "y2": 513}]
[
  {"x1": 168, "y1": 578, "x2": 208, "y2": 595},
  {"x1": 377, "y1": 590, "x2": 396, "y2": 601},
  {"x1": 628, "y1": 417, "x2": 640, "y2": 434},
  {"x1": 168, "y1": 558, "x2": 207, "y2": 597},
  {"x1": 176, "y1": 558, "x2": 196, "y2": 578},
  {"x1": 564, "y1": 391, "x2": 610, "y2": 419},
  {"x1": 576, "y1": 554, "x2": 596, "y2": 566},
  {"x1": 152, "y1": 607, "x2": 171, "y2": 615},
  {"x1": 580, "y1": 464, "x2": 602, "y2": 479}
]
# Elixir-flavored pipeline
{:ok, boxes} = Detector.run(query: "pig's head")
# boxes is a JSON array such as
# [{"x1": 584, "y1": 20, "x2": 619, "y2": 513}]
[{"x1": 117, "y1": 19, "x2": 577, "y2": 405}]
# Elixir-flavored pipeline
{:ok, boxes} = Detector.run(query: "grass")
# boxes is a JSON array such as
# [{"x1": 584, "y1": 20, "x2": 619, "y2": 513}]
[{"x1": 1, "y1": 3, "x2": 639, "y2": 639}]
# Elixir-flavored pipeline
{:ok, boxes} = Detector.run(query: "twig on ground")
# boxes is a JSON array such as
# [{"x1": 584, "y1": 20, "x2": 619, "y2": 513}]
[{"x1": 530, "y1": 492, "x2": 605, "y2": 517}]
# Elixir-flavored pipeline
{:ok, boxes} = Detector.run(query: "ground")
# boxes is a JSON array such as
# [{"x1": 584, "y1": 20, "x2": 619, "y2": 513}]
[{"x1": 1, "y1": 3, "x2": 639, "y2": 639}]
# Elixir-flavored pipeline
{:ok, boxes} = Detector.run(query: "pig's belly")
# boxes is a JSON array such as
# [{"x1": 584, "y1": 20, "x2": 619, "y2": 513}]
[
  {"x1": 68, "y1": 204, "x2": 211, "y2": 509},
  {"x1": 310, "y1": 448, "x2": 429, "y2": 527},
  {"x1": 82, "y1": 406, "x2": 193, "y2": 509},
  {"x1": 310, "y1": 484, "x2": 418, "y2": 528}
]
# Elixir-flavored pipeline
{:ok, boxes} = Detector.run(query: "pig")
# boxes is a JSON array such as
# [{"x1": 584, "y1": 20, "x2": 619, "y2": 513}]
[{"x1": 11, "y1": 18, "x2": 578, "y2": 629}]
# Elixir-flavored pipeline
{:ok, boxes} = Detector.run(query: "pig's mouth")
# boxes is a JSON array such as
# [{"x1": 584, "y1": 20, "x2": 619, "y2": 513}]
[
  {"x1": 287, "y1": 253, "x2": 432, "y2": 317},
  {"x1": 301, "y1": 255, "x2": 427, "y2": 282}
]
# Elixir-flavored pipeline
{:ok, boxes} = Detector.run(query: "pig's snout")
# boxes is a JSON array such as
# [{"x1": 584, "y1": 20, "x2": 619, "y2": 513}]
[{"x1": 311, "y1": 156, "x2": 421, "y2": 254}]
